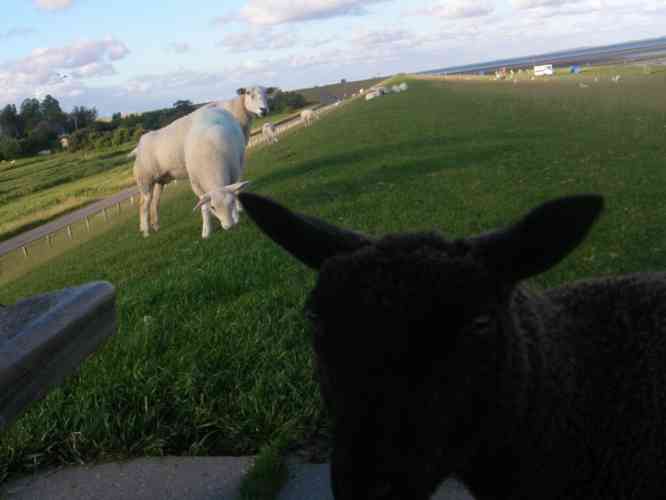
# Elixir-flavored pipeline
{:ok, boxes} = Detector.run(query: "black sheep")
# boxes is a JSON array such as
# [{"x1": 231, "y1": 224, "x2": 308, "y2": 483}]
[{"x1": 239, "y1": 192, "x2": 666, "y2": 500}]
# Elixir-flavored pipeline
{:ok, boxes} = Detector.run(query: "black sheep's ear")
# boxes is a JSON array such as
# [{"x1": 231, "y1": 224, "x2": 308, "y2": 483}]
[
  {"x1": 237, "y1": 87, "x2": 246, "y2": 95},
  {"x1": 470, "y1": 195, "x2": 603, "y2": 283},
  {"x1": 239, "y1": 193, "x2": 371, "y2": 270}
]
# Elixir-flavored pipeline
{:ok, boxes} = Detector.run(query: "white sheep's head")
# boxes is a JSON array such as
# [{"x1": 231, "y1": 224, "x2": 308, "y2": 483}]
[
  {"x1": 237, "y1": 86, "x2": 269, "y2": 117},
  {"x1": 239, "y1": 192, "x2": 603, "y2": 500},
  {"x1": 193, "y1": 181, "x2": 249, "y2": 230}
]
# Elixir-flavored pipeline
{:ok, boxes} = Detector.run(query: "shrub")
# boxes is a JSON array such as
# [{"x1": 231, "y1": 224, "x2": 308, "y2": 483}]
[{"x1": 112, "y1": 127, "x2": 130, "y2": 146}]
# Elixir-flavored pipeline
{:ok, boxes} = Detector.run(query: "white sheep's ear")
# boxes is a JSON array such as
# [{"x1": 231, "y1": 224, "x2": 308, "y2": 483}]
[
  {"x1": 193, "y1": 194, "x2": 212, "y2": 212},
  {"x1": 224, "y1": 181, "x2": 250, "y2": 194},
  {"x1": 236, "y1": 87, "x2": 246, "y2": 95},
  {"x1": 239, "y1": 192, "x2": 371, "y2": 270},
  {"x1": 470, "y1": 194, "x2": 603, "y2": 283}
]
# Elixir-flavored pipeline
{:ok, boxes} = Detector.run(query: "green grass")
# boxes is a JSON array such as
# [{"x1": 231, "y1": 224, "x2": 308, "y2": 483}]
[
  {"x1": 295, "y1": 76, "x2": 386, "y2": 103},
  {"x1": 239, "y1": 435, "x2": 290, "y2": 500},
  {"x1": 1, "y1": 72, "x2": 666, "y2": 485},
  {"x1": 0, "y1": 143, "x2": 137, "y2": 241}
]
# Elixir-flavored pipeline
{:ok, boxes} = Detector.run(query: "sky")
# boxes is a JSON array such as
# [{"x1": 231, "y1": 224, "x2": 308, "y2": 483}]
[{"x1": 1, "y1": 0, "x2": 665, "y2": 116}]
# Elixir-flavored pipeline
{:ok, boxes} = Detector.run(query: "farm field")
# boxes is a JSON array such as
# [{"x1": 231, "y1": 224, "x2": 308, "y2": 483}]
[
  {"x1": 0, "y1": 143, "x2": 137, "y2": 242},
  {"x1": 1, "y1": 68, "x2": 666, "y2": 482}
]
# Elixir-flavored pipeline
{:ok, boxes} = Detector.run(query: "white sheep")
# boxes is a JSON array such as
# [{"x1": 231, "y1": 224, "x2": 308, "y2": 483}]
[
  {"x1": 391, "y1": 84, "x2": 401, "y2": 93},
  {"x1": 612, "y1": 74, "x2": 621, "y2": 83},
  {"x1": 262, "y1": 122, "x2": 278, "y2": 144},
  {"x1": 131, "y1": 86, "x2": 268, "y2": 238},
  {"x1": 300, "y1": 108, "x2": 318, "y2": 127},
  {"x1": 398, "y1": 82, "x2": 408, "y2": 92}
]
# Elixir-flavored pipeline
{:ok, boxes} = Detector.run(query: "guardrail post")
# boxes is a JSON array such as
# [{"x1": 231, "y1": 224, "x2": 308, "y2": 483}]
[
  {"x1": 130, "y1": 196, "x2": 135, "y2": 205},
  {"x1": 85, "y1": 216, "x2": 91, "y2": 232},
  {"x1": 117, "y1": 203, "x2": 121, "y2": 215},
  {"x1": 103, "y1": 208, "x2": 108, "y2": 221},
  {"x1": 47, "y1": 235, "x2": 53, "y2": 247},
  {"x1": 67, "y1": 225, "x2": 73, "y2": 239},
  {"x1": 22, "y1": 246, "x2": 29, "y2": 258}
]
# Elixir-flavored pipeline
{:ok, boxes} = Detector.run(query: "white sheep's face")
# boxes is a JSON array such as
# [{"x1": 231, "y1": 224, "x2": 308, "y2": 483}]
[
  {"x1": 194, "y1": 181, "x2": 249, "y2": 230},
  {"x1": 239, "y1": 86, "x2": 269, "y2": 117}
]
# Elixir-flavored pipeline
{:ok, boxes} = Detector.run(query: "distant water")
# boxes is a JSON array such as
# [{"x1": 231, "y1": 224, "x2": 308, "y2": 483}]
[{"x1": 420, "y1": 36, "x2": 666, "y2": 75}]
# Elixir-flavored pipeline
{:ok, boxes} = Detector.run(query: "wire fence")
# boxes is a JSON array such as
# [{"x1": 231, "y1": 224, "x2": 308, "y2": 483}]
[{"x1": 0, "y1": 97, "x2": 355, "y2": 284}]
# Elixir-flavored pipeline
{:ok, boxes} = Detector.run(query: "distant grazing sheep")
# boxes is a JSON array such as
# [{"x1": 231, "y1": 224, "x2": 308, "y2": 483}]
[
  {"x1": 131, "y1": 86, "x2": 267, "y2": 238},
  {"x1": 262, "y1": 122, "x2": 278, "y2": 144},
  {"x1": 240, "y1": 192, "x2": 666, "y2": 500},
  {"x1": 579, "y1": 82, "x2": 589, "y2": 88},
  {"x1": 391, "y1": 84, "x2": 401, "y2": 93},
  {"x1": 612, "y1": 74, "x2": 621, "y2": 83},
  {"x1": 300, "y1": 109, "x2": 318, "y2": 127},
  {"x1": 365, "y1": 90, "x2": 381, "y2": 101},
  {"x1": 398, "y1": 82, "x2": 408, "y2": 92}
]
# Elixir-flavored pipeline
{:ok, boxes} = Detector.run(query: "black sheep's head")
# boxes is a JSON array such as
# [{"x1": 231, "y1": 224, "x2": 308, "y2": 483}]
[{"x1": 239, "y1": 192, "x2": 603, "y2": 500}]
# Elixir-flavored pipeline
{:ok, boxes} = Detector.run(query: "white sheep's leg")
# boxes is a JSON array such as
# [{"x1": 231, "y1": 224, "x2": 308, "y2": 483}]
[
  {"x1": 201, "y1": 202, "x2": 213, "y2": 239},
  {"x1": 139, "y1": 187, "x2": 153, "y2": 238},
  {"x1": 150, "y1": 183, "x2": 163, "y2": 232}
]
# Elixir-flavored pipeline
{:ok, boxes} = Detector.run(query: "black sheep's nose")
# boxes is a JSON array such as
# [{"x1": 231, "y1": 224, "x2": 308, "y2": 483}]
[{"x1": 260, "y1": 107, "x2": 268, "y2": 115}]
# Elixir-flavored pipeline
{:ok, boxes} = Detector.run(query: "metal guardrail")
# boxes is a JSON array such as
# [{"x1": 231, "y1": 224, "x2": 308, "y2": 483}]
[{"x1": 0, "y1": 99, "x2": 353, "y2": 271}]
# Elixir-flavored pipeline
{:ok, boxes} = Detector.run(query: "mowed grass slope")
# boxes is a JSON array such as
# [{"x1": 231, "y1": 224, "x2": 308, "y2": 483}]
[{"x1": 2, "y1": 75, "x2": 666, "y2": 480}]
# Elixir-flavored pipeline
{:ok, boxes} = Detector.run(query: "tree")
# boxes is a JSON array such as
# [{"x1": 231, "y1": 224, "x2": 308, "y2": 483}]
[
  {"x1": 20, "y1": 98, "x2": 42, "y2": 133},
  {"x1": 69, "y1": 106, "x2": 98, "y2": 130},
  {"x1": 0, "y1": 137, "x2": 22, "y2": 160},
  {"x1": 40, "y1": 94, "x2": 66, "y2": 131},
  {"x1": 173, "y1": 100, "x2": 194, "y2": 119},
  {"x1": 0, "y1": 104, "x2": 22, "y2": 138}
]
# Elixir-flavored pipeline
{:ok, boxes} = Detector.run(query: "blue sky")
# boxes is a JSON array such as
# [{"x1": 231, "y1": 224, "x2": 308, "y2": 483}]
[{"x1": 2, "y1": 0, "x2": 665, "y2": 116}]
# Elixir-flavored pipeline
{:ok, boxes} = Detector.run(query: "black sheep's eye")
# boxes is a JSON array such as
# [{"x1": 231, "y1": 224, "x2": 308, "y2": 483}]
[{"x1": 210, "y1": 206, "x2": 216, "y2": 212}]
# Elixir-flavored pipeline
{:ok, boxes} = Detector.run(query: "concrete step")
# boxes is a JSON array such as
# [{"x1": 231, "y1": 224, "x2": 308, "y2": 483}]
[{"x1": 0, "y1": 457, "x2": 474, "y2": 500}]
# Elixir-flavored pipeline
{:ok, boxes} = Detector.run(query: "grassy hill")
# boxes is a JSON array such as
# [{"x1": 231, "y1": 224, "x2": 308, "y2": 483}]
[{"x1": 1, "y1": 69, "x2": 666, "y2": 481}]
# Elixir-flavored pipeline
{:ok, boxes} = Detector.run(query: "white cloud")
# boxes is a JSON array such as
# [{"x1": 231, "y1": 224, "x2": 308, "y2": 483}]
[
  {"x1": 34, "y1": 0, "x2": 73, "y2": 11},
  {"x1": 237, "y1": 0, "x2": 390, "y2": 25},
  {"x1": 419, "y1": 0, "x2": 494, "y2": 18},
  {"x1": 123, "y1": 69, "x2": 221, "y2": 95},
  {"x1": 512, "y1": 0, "x2": 584, "y2": 8},
  {"x1": 218, "y1": 28, "x2": 299, "y2": 52},
  {"x1": 0, "y1": 37, "x2": 129, "y2": 107}
]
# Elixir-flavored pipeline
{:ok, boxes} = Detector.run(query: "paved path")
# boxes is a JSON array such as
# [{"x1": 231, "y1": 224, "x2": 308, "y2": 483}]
[{"x1": 0, "y1": 457, "x2": 474, "y2": 500}]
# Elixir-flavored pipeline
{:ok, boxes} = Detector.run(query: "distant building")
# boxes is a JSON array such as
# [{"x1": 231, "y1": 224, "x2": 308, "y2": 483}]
[{"x1": 534, "y1": 64, "x2": 554, "y2": 76}]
